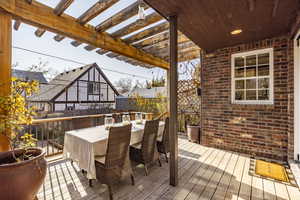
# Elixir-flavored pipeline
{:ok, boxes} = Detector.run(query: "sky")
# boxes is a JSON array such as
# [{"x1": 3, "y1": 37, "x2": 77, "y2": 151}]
[{"x1": 12, "y1": 0, "x2": 167, "y2": 85}]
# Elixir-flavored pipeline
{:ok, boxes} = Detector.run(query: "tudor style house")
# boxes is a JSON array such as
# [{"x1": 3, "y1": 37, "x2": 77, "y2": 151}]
[{"x1": 29, "y1": 63, "x2": 119, "y2": 112}]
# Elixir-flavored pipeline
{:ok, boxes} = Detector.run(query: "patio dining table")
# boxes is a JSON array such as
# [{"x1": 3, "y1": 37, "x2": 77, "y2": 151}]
[{"x1": 63, "y1": 121, "x2": 165, "y2": 179}]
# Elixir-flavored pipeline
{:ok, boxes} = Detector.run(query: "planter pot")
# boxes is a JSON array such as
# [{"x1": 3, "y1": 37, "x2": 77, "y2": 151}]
[
  {"x1": 187, "y1": 125, "x2": 200, "y2": 143},
  {"x1": 0, "y1": 148, "x2": 47, "y2": 200}
]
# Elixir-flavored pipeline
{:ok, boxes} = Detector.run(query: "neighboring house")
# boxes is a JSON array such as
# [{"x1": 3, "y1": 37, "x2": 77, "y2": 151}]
[
  {"x1": 29, "y1": 63, "x2": 119, "y2": 112},
  {"x1": 122, "y1": 86, "x2": 166, "y2": 98},
  {"x1": 116, "y1": 87, "x2": 166, "y2": 111},
  {"x1": 12, "y1": 69, "x2": 48, "y2": 105},
  {"x1": 12, "y1": 69, "x2": 48, "y2": 85},
  {"x1": 117, "y1": 81, "x2": 201, "y2": 113}
]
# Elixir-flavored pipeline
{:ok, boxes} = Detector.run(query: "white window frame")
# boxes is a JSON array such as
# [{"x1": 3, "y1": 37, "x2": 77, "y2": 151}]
[
  {"x1": 88, "y1": 82, "x2": 100, "y2": 95},
  {"x1": 231, "y1": 48, "x2": 274, "y2": 105}
]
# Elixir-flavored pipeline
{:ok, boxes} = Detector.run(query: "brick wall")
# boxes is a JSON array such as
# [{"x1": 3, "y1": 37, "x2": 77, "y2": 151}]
[
  {"x1": 201, "y1": 35, "x2": 294, "y2": 161},
  {"x1": 287, "y1": 38, "x2": 295, "y2": 160}
]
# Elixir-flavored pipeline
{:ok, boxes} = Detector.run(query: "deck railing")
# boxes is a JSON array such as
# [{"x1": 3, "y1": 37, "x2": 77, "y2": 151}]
[{"x1": 25, "y1": 112, "x2": 153, "y2": 157}]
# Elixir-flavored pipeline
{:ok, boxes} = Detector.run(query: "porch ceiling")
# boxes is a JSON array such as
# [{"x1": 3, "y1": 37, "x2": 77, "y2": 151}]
[{"x1": 145, "y1": 0, "x2": 300, "y2": 52}]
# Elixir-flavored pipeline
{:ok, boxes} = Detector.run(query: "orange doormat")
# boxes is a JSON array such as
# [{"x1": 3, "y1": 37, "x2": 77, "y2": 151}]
[
  {"x1": 249, "y1": 159, "x2": 298, "y2": 187},
  {"x1": 255, "y1": 160, "x2": 289, "y2": 182}
]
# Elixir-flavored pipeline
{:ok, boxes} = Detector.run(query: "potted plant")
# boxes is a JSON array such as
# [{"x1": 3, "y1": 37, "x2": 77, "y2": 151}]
[
  {"x1": 0, "y1": 78, "x2": 47, "y2": 200},
  {"x1": 186, "y1": 114, "x2": 201, "y2": 143}
]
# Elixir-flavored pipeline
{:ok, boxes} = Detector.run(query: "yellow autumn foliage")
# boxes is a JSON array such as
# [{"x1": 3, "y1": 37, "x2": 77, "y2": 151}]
[{"x1": 0, "y1": 78, "x2": 39, "y2": 148}]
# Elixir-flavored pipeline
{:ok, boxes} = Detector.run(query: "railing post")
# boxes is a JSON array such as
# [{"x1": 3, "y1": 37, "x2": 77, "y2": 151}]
[
  {"x1": 168, "y1": 15, "x2": 178, "y2": 186},
  {"x1": 0, "y1": 12, "x2": 12, "y2": 152}
]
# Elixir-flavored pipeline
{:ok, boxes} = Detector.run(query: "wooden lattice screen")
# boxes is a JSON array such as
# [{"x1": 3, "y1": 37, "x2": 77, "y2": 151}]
[{"x1": 177, "y1": 61, "x2": 201, "y2": 132}]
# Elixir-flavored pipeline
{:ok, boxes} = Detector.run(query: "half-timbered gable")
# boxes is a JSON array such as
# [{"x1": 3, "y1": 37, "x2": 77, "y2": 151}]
[{"x1": 29, "y1": 63, "x2": 119, "y2": 112}]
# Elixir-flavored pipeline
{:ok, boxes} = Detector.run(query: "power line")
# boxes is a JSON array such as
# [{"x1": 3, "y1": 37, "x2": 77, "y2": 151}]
[{"x1": 12, "y1": 46, "x2": 153, "y2": 80}]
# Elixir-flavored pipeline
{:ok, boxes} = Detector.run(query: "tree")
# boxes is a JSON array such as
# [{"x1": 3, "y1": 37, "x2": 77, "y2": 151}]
[
  {"x1": 0, "y1": 78, "x2": 38, "y2": 156},
  {"x1": 132, "y1": 80, "x2": 144, "y2": 89},
  {"x1": 114, "y1": 78, "x2": 132, "y2": 94},
  {"x1": 151, "y1": 76, "x2": 165, "y2": 87},
  {"x1": 26, "y1": 58, "x2": 59, "y2": 80},
  {"x1": 145, "y1": 80, "x2": 152, "y2": 89}
]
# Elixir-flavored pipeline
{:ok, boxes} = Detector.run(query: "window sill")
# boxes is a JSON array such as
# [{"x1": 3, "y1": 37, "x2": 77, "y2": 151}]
[
  {"x1": 232, "y1": 100, "x2": 274, "y2": 105},
  {"x1": 230, "y1": 101, "x2": 275, "y2": 110}
]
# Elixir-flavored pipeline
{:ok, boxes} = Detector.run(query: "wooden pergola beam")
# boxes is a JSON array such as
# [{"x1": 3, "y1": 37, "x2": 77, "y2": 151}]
[
  {"x1": 111, "y1": 12, "x2": 163, "y2": 38},
  {"x1": 106, "y1": 52, "x2": 119, "y2": 58},
  {"x1": 109, "y1": 37, "x2": 197, "y2": 62},
  {"x1": 68, "y1": 0, "x2": 119, "y2": 47},
  {"x1": 156, "y1": 43, "x2": 199, "y2": 58},
  {"x1": 133, "y1": 31, "x2": 187, "y2": 49},
  {"x1": 145, "y1": 39, "x2": 195, "y2": 55},
  {"x1": 35, "y1": 0, "x2": 74, "y2": 37},
  {"x1": 54, "y1": 0, "x2": 74, "y2": 15},
  {"x1": 95, "y1": 1, "x2": 148, "y2": 32},
  {"x1": 79, "y1": 0, "x2": 119, "y2": 25},
  {"x1": 96, "y1": 49, "x2": 109, "y2": 55},
  {"x1": 55, "y1": 0, "x2": 118, "y2": 43},
  {"x1": 163, "y1": 49, "x2": 200, "y2": 62},
  {"x1": 0, "y1": 0, "x2": 169, "y2": 69},
  {"x1": 178, "y1": 49, "x2": 200, "y2": 62},
  {"x1": 124, "y1": 22, "x2": 169, "y2": 44},
  {"x1": 84, "y1": 45, "x2": 97, "y2": 51},
  {"x1": 13, "y1": 20, "x2": 21, "y2": 30},
  {"x1": 0, "y1": 12, "x2": 12, "y2": 152},
  {"x1": 133, "y1": 32, "x2": 169, "y2": 48}
]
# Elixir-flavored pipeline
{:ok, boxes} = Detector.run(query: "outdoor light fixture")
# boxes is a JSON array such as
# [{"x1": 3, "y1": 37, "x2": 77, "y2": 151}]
[
  {"x1": 137, "y1": 0, "x2": 146, "y2": 24},
  {"x1": 231, "y1": 29, "x2": 242, "y2": 35}
]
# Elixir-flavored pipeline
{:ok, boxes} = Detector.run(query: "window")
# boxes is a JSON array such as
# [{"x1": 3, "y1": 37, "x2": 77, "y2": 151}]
[
  {"x1": 87, "y1": 82, "x2": 100, "y2": 95},
  {"x1": 66, "y1": 106, "x2": 74, "y2": 111},
  {"x1": 231, "y1": 48, "x2": 273, "y2": 104}
]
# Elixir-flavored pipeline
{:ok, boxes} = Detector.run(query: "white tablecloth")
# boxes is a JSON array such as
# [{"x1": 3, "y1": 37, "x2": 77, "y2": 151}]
[{"x1": 63, "y1": 121, "x2": 165, "y2": 179}]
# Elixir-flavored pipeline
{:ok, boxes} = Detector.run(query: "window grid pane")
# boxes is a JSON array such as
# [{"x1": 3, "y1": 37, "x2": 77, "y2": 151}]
[{"x1": 233, "y1": 50, "x2": 272, "y2": 103}]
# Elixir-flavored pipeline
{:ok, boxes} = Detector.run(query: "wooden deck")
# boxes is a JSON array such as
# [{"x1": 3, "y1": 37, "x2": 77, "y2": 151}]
[{"x1": 37, "y1": 136, "x2": 300, "y2": 200}]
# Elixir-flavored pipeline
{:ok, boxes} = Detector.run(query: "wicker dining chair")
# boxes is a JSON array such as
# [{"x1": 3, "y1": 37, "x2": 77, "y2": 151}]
[
  {"x1": 95, "y1": 124, "x2": 134, "y2": 200},
  {"x1": 157, "y1": 117, "x2": 169, "y2": 163},
  {"x1": 129, "y1": 119, "x2": 162, "y2": 176}
]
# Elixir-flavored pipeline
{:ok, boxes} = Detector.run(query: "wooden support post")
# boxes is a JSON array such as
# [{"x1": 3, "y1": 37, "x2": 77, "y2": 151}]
[
  {"x1": 168, "y1": 15, "x2": 178, "y2": 186},
  {"x1": 0, "y1": 12, "x2": 12, "y2": 152}
]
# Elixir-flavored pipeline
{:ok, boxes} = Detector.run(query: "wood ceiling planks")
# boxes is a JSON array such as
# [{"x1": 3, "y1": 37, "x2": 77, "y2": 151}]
[{"x1": 145, "y1": 0, "x2": 300, "y2": 52}]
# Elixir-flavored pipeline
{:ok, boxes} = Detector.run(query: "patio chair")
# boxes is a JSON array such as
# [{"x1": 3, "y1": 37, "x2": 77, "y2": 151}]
[
  {"x1": 157, "y1": 117, "x2": 169, "y2": 163},
  {"x1": 95, "y1": 124, "x2": 134, "y2": 200},
  {"x1": 129, "y1": 119, "x2": 162, "y2": 176}
]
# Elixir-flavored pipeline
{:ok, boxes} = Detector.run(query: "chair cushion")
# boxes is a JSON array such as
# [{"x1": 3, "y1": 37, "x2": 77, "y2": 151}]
[
  {"x1": 95, "y1": 155, "x2": 106, "y2": 164},
  {"x1": 131, "y1": 142, "x2": 142, "y2": 149}
]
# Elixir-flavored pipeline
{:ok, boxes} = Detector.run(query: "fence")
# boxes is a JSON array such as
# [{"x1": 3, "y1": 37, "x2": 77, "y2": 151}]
[{"x1": 25, "y1": 112, "x2": 152, "y2": 157}]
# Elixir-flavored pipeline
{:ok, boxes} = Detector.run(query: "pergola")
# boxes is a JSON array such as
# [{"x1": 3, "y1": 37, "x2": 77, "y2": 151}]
[{"x1": 0, "y1": 0, "x2": 200, "y2": 187}]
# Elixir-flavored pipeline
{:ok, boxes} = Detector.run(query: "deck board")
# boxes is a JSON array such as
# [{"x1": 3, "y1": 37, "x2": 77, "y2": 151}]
[
  {"x1": 142, "y1": 144, "x2": 211, "y2": 200},
  {"x1": 37, "y1": 137, "x2": 300, "y2": 200}
]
